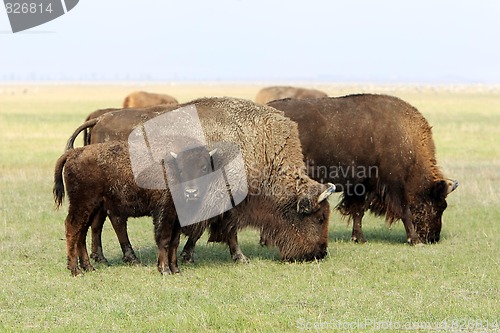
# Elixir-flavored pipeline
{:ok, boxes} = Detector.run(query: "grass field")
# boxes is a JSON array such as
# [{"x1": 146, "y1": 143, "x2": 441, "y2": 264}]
[{"x1": 0, "y1": 83, "x2": 499, "y2": 332}]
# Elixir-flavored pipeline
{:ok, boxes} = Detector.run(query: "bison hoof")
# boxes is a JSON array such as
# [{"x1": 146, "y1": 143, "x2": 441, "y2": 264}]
[
  {"x1": 180, "y1": 251, "x2": 194, "y2": 264},
  {"x1": 81, "y1": 263, "x2": 95, "y2": 272},
  {"x1": 69, "y1": 267, "x2": 83, "y2": 277},
  {"x1": 122, "y1": 255, "x2": 140, "y2": 265},
  {"x1": 158, "y1": 266, "x2": 172, "y2": 275},
  {"x1": 233, "y1": 254, "x2": 249, "y2": 264},
  {"x1": 351, "y1": 235, "x2": 366, "y2": 243},
  {"x1": 169, "y1": 265, "x2": 180, "y2": 274},
  {"x1": 90, "y1": 252, "x2": 110, "y2": 265},
  {"x1": 407, "y1": 238, "x2": 423, "y2": 246}
]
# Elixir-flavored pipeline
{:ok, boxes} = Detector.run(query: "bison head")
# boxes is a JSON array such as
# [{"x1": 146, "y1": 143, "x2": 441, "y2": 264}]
[
  {"x1": 169, "y1": 147, "x2": 217, "y2": 203},
  {"x1": 412, "y1": 178, "x2": 458, "y2": 243},
  {"x1": 262, "y1": 182, "x2": 335, "y2": 261}
]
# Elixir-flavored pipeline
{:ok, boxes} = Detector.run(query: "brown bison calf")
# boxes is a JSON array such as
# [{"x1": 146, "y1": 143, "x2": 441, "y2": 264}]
[{"x1": 54, "y1": 141, "x2": 214, "y2": 276}]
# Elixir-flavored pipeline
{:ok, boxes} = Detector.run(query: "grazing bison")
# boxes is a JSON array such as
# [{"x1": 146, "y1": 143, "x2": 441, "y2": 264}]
[
  {"x1": 267, "y1": 94, "x2": 458, "y2": 244},
  {"x1": 123, "y1": 91, "x2": 178, "y2": 108},
  {"x1": 255, "y1": 86, "x2": 327, "y2": 104},
  {"x1": 56, "y1": 97, "x2": 334, "y2": 275}
]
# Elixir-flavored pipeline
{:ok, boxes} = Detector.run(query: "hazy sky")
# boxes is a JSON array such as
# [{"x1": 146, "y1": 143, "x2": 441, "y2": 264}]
[{"x1": 1, "y1": 0, "x2": 499, "y2": 83}]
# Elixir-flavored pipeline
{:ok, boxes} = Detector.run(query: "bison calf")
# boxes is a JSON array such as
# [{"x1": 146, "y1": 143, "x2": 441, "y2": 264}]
[{"x1": 54, "y1": 141, "x2": 214, "y2": 276}]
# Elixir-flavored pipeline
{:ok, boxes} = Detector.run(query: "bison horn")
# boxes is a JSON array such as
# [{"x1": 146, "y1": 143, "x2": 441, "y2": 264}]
[
  {"x1": 170, "y1": 152, "x2": 178, "y2": 159},
  {"x1": 446, "y1": 178, "x2": 459, "y2": 194},
  {"x1": 209, "y1": 148, "x2": 218, "y2": 157},
  {"x1": 317, "y1": 183, "x2": 336, "y2": 203}
]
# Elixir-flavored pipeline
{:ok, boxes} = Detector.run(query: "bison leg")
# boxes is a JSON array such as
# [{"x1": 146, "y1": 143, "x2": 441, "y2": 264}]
[
  {"x1": 351, "y1": 210, "x2": 366, "y2": 243},
  {"x1": 168, "y1": 221, "x2": 181, "y2": 274},
  {"x1": 180, "y1": 224, "x2": 205, "y2": 263},
  {"x1": 90, "y1": 207, "x2": 109, "y2": 264},
  {"x1": 65, "y1": 207, "x2": 91, "y2": 276},
  {"x1": 154, "y1": 214, "x2": 179, "y2": 275},
  {"x1": 180, "y1": 236, "x2": 197, "y2": 264},
  {"x1": 227, "y1": 230, "x2": 248, "y2": 263},
  {"x1": 77, "y1": 222, "x2": 95, "y2": 272},
  {"x1": 259, "y1": 229, "x2": 269, "y2": 247},
  {"x1": 402, "y1": 207, "x2": 422, "y2": 245},
  {"x1": 344, "y1": 196, "x2": 367, "y2": 243},
  {"x1": 109, "y1": 215, "x2": 139, "y2": 264}
]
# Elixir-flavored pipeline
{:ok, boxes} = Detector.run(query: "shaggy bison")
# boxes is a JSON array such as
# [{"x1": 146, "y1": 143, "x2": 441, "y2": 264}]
[
  {"x1": 54, "y1": 141, "x2": 215, "y2": 276},
  {"x1": 268, "y1": 94, "x2": 458, "y2": 244},
  {"x1": 65, "y1": 105, "x2": 194, "y2": 264},
  {"x1": 255, "y1": 86, "x2": 327, "y2": 104},
  {"x1": 123, "y1": 91, "x2": 178, "y2": 108},
  {"x1": 56, "y1": 97, "x2": 334, "y2": 275}
]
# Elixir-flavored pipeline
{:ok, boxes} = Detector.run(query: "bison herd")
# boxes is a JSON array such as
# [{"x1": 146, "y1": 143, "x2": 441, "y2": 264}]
[{"x1": 53, "y1": 86, "x2": 458, "y2": 276}]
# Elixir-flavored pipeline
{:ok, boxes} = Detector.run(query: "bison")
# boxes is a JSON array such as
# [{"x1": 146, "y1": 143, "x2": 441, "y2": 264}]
[
  {"x1": 65, "y1": 105, "x2": 191, "y2": 264},
  {"x1": 56, "y1": 97, "x2": 334, "y2": 275},
  {"x1": 54, "y1": 140, "x2": 215, "y2": 276},
  {"x1": 123, "y1": 91, "x2": 178, "y2": 108},
  {"x1": 255, "y1": 86, "x2": 328, "y2": 104},
  {"x1": 267, "y1": 94, "x2": 458, "y2": 244}
]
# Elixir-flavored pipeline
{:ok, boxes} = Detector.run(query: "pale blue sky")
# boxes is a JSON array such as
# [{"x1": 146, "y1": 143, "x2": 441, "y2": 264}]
[{"x1": 1, "y1": 0, "x2": 499, "y2": 83}]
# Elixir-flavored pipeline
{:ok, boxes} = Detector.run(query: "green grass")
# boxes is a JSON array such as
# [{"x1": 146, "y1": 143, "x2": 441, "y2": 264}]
[{"x1": 0, "y1": 84, "x2": 499, "y2": 332}]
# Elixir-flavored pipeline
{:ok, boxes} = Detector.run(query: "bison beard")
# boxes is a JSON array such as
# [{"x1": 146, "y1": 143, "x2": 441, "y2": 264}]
[{"x1": 56, "y1": 97, "x2": 333, "y2": 276}]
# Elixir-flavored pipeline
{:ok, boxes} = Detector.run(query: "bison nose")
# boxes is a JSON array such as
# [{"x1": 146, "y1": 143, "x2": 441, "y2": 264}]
[{"x1": 185, "y1": 188, "x2": 199, "y2": 199}]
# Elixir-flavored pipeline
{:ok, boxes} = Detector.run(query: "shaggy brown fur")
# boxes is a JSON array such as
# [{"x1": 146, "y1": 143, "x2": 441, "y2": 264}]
[
  {"x1": 55, "y1": 138, "x2": 214, "y2": 276},
  {"x1": 255, "y1": 86, "x2": 328, "y2": 104},
  {"x1": 54, "y1": 142, "x2": 183, "y2": 276},
  {"x1": 268, "y1": 94, "x2": 458, "y2": 244},
  {"x1": 56, "y1": 97, "x2": 332, "y2": 275},
  {"x1": 64, "y1": 104, "x2": 199, "y2": 264},
  {"x1": 123, "y1": 91, "x2": 178, "y2": 108}
]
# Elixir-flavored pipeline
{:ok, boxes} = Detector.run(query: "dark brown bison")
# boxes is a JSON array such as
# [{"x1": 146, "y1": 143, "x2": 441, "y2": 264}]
[
  {"x1": 54, "y1": 140, "x2": 215, "y2": 276},
  {"x1": 123, "y1": 91, "x2": 178, "y2": 108},
  {"x1": 56, "y1": 97, "x2": 334, "y2": 275},
  {"x1": 65, "y1": 105, "x2": 190, "y2": 264},
  {"x1": 255, "y1": 86, "x2": 327, "y2": 104},
  {"x1": 268, "y1": 94, "x2": 458, "y2": 244}
]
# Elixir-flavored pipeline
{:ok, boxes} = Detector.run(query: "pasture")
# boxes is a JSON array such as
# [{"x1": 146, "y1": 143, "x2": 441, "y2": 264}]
[{"x1": 0, "y1": 84, "x2": 499, "y2": 332}]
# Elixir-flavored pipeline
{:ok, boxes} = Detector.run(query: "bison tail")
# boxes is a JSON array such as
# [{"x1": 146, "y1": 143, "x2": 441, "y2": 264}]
[
  {"x1": 53, "y1": 152, "x2": 69, "y2": 209},
  {"x1": 65, "y1": 118, "x2": 99, "y2": 151}
]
